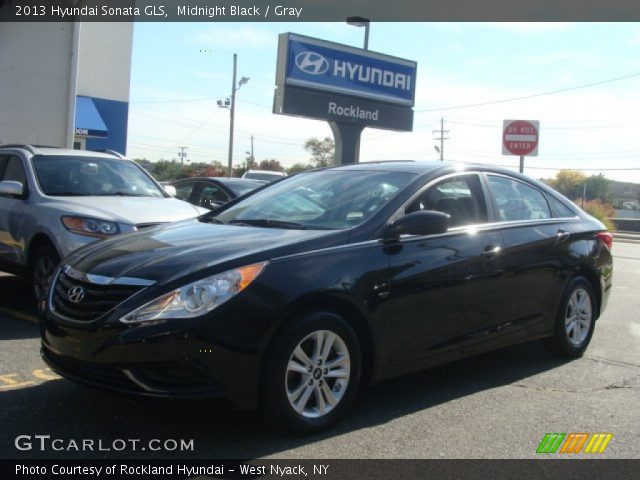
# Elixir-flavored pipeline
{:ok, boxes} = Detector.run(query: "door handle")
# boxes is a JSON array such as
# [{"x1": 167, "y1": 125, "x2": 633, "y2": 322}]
[
  {"x1": 482, "y1": 245, "x2": 501, "y2": 258},
  {"x1": 555, "y1": 230, "x2": 571, "y2": 244}
]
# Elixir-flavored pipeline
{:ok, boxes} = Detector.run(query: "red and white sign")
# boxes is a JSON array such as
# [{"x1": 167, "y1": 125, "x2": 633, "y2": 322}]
[{"x1": 502, "y1": 119, "x2": 539, "y2": 156}]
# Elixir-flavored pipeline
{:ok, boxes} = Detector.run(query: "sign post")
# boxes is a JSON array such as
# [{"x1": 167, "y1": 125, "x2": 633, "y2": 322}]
[
  {"x1": 502, "y1": 119, "x2": 540, "y2": 173},
  {"x1": 274, "y1": 33, "x2": 417, "y2": 165}
]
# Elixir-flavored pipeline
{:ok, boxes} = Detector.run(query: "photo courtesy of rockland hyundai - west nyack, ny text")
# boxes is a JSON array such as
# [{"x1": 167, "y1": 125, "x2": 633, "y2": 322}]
[{"x1": 0, "y1": 1, "x2": 639, "y2": 479}]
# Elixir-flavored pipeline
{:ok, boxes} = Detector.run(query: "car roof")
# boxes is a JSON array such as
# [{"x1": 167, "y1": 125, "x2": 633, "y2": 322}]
[
  {"x1": 0, "y1": 145, "x2": 125, "y2": 160},
  {"x1": 173, "y1": 177, "x2": 266, "y2": 185},
  {"x1": 323, "y1": 160, "x2": 528, "y2": 178},
  {"x1": 245, "y1": 169, "x2": 286, "y2": 175}
]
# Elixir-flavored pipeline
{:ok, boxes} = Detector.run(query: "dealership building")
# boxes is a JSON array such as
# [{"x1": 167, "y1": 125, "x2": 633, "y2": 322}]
[{"x1": 0, "y1": 22, "x2": 133, "y2": 154}]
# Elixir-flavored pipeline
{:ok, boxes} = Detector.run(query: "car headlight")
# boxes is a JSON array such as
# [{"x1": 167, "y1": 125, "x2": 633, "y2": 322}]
[
  {"x1": 120, "y1": 262, "x2": 268, "y2": 323},
  {"x1": 61, "y1": 216, "x2": 120, "y2": 237}
]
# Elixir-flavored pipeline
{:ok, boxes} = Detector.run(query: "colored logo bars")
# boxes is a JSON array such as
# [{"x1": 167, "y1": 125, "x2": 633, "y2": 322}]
[{"x1": 537, "y1": 433, "x2": 613, "y2": 454}]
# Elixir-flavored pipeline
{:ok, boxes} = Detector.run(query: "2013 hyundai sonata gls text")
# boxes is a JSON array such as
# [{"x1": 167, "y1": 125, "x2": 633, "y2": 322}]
[{"x1": 41, "y1": 161, "x2": 613, "y2": 433}]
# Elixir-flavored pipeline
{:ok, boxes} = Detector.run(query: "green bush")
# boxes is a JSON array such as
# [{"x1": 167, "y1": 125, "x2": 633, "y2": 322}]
[{"x1": 578, "y1": 198, "x2": 616, "y2": 231}]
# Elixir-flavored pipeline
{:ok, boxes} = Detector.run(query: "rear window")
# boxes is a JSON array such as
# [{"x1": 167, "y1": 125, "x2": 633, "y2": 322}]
[
  {"x1": 547, "y1": 195, "x2": 577, "y2": 218},
  {"x1": 487, "y1": 175, "x2": 551, "y2": 222}
]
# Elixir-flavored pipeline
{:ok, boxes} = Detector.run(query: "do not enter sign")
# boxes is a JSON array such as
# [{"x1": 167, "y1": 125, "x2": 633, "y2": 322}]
[{"x1": 502, "y1": 120, "x2": 539, "y2": 157}]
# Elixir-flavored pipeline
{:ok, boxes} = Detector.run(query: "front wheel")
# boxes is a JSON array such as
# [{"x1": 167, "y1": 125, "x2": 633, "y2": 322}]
[
  {"x1": 544, "y1": 277, "x2": 596, "y2": 358},
  {"x1": 31, "y1": 245, "x2": 60, "y2": 303},
  {"x1": 260, "y1": 311, "x2": 362, "y2": 434}
]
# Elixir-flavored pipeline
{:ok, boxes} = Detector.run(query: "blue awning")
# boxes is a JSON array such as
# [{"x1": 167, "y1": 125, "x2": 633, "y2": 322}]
[{"x1": 74, "y1": 96, "x2": 109, "y2": 138}]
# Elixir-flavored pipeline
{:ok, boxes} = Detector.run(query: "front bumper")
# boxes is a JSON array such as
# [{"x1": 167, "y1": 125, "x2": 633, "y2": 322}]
[{"x1": 40, "y1": 307, "x2": 269, "y2": 409}]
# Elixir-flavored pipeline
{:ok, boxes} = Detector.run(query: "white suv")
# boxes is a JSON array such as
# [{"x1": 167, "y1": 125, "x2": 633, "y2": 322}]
[{"x1": 0, "y1": 145, "x2": 206, "y2": 300}]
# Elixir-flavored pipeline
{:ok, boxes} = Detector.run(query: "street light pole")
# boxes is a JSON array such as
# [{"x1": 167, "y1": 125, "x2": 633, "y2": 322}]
[
  {"x1": 347, "y1": 16, "x2": 370, "y2": 50},
  {"x1": 227, "y1": 53, "x2": 237, "y2": 178}
]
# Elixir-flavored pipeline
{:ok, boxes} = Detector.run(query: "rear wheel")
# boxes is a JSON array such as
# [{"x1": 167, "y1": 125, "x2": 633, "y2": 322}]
[
  {"x1": 260, "y1": 311, "x2": 361, "y2": 434},
  {"x1": 544, "y1": 277, "x2": 596, "y2": 358},
  {"x1": 31, "y1": 245, "x2": 60, "y2": 303}
]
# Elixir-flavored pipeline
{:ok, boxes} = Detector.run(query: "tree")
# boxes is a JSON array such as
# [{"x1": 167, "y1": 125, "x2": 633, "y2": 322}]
[
  {"x1": 546, "y1": 170, "x2": 587, "y2": 200},
  {"x1": 304, "y1": 137, "x2": 335, "y2": 168},
  {"x1": 545, "y1": 170, "x2": 612, "y2": 203},
  {"x1": 258, "y1": 159, "x2": 284, "y2": 172},
  {"x1": 144, "y1": 160, "x2": 187, "y2": 181},
  {"x1": 287, "y1": 163, "x2": 313, "y2": 175},
  {"x1": 584, "y1": 174, "x2": 611, "y2": 203}
]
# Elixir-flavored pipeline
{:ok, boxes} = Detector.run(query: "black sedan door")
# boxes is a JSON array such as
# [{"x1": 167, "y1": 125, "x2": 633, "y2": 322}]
[
  {"x1": 386, "y1": 173, "x2": 506, "y2": 366},
  {"x1": 484, "y1": 174, "x2": 572, "y2": 337}
]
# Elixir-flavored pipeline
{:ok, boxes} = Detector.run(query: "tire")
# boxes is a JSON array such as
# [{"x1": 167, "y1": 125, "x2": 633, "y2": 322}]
[
  {"x1": 260, "y1": 310, "x2": 362, "y2": 434},
  {"x1": 30, "y1": 244, "x2": 60, "y2": 304},
  {"x1": 543, "y1": 277, "x2": 597, "y2": 358}
]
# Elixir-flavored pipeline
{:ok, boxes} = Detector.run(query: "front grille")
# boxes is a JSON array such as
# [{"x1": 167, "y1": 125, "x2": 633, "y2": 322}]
[{"x1": 51, "y1": 270, "x2": 143, "y2": 321}]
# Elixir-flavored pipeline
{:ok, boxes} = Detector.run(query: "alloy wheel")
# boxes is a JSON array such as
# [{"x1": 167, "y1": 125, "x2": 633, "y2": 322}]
[
  {"x1": 285, "y1": 330, "x2": 351, "y2": 419},
  {"x1": 564, "y1": 287, "x2": 592, "y2": 346}
]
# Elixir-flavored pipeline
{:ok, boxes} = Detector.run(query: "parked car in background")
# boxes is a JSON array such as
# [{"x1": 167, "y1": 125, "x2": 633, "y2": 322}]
[
  {"x1": 41, "y1": 161, "x2": 612, "y2": 433},
  {"x1": 171, "y1": 177, "x2": 266, "y2": 210},
  {"x1": 0, "y1": 145, "x2": 207, "y2": 300},
  {"x1": 242, "y1": 169, "x2": 287, "y2": 182}
]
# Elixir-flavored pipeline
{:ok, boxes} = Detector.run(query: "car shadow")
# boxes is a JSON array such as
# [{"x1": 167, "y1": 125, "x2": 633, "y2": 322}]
[
  {"x1": 0, "y1": 275, "x2": 39, "y2": 340},
  {"x1": 0, "y1": 340, "x2": 571, "y2": 459}
]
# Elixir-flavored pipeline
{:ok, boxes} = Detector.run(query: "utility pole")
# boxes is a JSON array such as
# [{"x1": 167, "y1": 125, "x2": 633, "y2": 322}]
[
  {"x1": 250, "y1": 134, "x2": 254, "y2": 168},
  {"x1": 178, "y1": 146, "x2": 188, "y2": 164},
  {"x1": 227, "y1": 53, "x2": 237, "y2": 178},
  {"x1": 218, "y1": 54, "x2": 249, "y2": 177},
  {"x1": 432, "y1": 117, "x2": 449, "y2": 161}
]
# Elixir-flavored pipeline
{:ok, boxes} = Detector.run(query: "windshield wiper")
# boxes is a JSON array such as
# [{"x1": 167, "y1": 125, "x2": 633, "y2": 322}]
[{"x1": 229, "y1": 219, "x2": 307, "y2": 230}]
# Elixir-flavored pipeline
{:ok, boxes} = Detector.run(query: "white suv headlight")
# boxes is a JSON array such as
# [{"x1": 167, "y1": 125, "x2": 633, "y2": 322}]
[{"x1": 120, "y1": 262, "x2": 267, "y2": 323}]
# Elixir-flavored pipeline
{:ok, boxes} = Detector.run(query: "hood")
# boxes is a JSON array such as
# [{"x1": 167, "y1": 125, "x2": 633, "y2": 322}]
[
  {"x1": 67, "y1": 220, "x2": 345, "y2": 284},
  {"x1": 41, "y1": 196, "x2": 205, "y2": 225}
]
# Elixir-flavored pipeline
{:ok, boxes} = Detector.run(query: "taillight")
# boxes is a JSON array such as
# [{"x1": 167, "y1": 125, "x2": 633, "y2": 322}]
[{"x1": 596, "y1": 231, "x2": 613, "y2": 250}]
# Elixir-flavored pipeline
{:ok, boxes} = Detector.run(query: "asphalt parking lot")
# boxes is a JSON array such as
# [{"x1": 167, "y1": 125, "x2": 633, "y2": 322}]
[{"x1": 0, "y1": 243, "x2": 638, "y2": 459}]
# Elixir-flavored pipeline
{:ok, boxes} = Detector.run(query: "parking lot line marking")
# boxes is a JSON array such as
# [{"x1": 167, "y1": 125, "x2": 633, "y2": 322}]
[
  {"x1": 0, "y1": 308, "x2": 38, "y2": 324},
  {"x1": 0, "y1": 373, "x2": 35, "y2": 390}
]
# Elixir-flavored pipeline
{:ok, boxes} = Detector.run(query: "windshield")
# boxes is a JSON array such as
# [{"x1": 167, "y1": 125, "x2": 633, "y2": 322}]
[
  {"x1": 32, "y1": 156, "x2": 165, "y2": 197},
  {"x1": 214, "y1": 170, "x2": 415, "y2": 230}
]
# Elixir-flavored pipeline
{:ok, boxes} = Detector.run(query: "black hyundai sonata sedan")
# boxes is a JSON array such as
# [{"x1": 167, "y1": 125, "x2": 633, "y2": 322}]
[{"x1": 41, "y1": 161, "x2": 613, "y2": 433}]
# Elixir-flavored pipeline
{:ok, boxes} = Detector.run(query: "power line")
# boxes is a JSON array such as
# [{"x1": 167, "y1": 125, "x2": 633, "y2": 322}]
[{"x1": 416, "y1": 71, "x2": 640, "y2": 113}]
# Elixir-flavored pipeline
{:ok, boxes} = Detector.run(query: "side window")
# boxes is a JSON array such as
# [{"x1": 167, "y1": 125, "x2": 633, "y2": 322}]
[
  {"x1": 2, "y1": 156, "x2": 27, "y2": 185},
  {"x1": 488, "y1": 175, "x2": 551, "y2": 222},
  {"x1": 547, "y1": 195, "x2": 577, "y2": 218},
  {"x1": 0, "y1": 155, "x2": 8, "y2": 177},
  {"x1": 198, "y1": 184, "x2": 230, "y2": 209},
  {"x1": 406, "y1": 174, "x2": 488, "y2": 228},
  {"x1": 174, "y1": 181, "x2": 197, "y2": 202}
]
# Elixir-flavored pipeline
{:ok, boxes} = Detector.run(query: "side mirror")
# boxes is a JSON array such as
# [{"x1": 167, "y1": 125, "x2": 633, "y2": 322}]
[
  {"x1": 0, "y1": 180, "x2": 25, "y2": 198},
  {"x1": 384, "y1": 210, "x2": 449, "y2": 240},
  {"x1": 163, "y1": 185, "x2": 177, "y2": 197}
]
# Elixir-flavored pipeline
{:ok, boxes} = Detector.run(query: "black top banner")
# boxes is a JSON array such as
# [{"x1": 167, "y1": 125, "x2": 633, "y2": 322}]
[{"x1": 1, "y1": 0, "x2": 640, "y2": 21}]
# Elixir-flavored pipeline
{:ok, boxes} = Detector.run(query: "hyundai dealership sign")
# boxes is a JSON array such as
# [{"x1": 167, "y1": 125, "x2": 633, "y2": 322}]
[
  {"x1": 274, "y1": 33, "x2": 416, "y2": 131},
  {"x1": 281, "y1": 34, "x2": 416, "y2": 106}
]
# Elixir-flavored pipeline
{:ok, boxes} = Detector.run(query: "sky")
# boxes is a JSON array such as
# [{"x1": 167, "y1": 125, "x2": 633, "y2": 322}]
[{"x1": 127, "y1": 22, "x2": 640, "y2": 183}]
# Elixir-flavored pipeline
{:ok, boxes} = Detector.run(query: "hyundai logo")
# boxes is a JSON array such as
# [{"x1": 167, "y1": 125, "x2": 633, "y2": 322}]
[
  {"x1": 295, "y1": 51, "x2": 329, "y2": 75},
  {"x1": 67, "y1": 286, "x2": 85, "y2": 304}
]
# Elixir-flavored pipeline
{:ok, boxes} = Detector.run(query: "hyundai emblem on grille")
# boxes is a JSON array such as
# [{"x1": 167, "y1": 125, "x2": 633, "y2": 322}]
[{"x1": 67, "y1": 286, "x2": 85, "y2": 304}]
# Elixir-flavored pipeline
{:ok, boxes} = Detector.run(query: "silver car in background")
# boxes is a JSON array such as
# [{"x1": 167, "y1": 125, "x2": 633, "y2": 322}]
[{"x1": 0, "y1": 145, "x2": 207, "y2": 300}]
